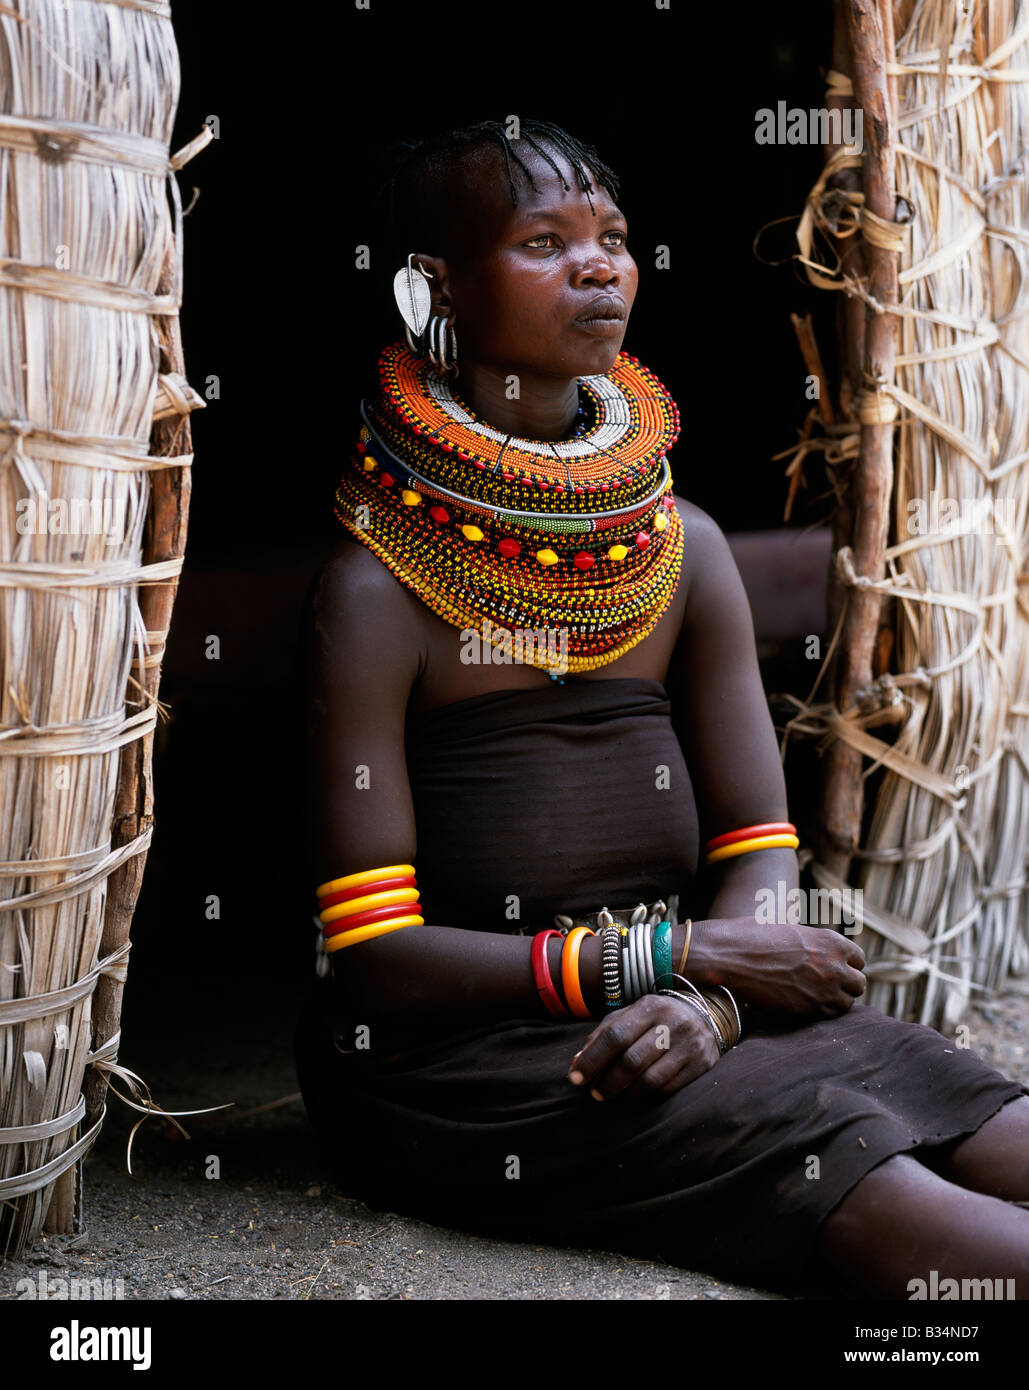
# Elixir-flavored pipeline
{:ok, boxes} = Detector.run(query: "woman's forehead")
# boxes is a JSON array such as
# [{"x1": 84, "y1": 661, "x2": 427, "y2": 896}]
[{"x1": 465, "y1": 141, "x2": 621, "y2": 227}]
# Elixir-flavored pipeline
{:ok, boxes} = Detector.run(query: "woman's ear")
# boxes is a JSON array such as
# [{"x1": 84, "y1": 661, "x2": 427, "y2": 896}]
[{"x1": 412, "y1": 254, "x2": 454, "y2": 321}]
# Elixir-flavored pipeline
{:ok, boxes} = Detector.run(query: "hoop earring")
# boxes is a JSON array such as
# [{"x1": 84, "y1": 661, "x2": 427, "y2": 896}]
[
  {"x1": 427, "y1": 312, "x2": 458, "y2": 377},
  {"x1": 424, "y1": 312, "x2": 457, "y2": 375}
]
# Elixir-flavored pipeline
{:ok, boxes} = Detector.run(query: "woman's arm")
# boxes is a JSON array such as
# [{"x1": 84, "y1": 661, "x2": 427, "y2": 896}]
[
  {"x1": 308, "y1": 537, "x2": 643, "y2": 1027},
  {"x1": 664, "y1": 498, "x2": 866, "y2": 1016}
]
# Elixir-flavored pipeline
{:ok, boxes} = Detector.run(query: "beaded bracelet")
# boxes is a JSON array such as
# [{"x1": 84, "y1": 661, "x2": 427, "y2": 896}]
[{"x1": 602, "y1": 924, "x2": 624, "y2": 1012}]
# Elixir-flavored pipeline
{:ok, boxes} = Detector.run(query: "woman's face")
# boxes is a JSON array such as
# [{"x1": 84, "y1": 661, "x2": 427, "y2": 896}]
[{"x1": 442, "y1": 144, "x2": 639, "y2": 381}]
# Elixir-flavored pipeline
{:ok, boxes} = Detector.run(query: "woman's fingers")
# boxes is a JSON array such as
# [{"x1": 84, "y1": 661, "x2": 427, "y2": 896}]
[
  {"x1": 589, "y1": 1029, "x2": 672, "y2": 1100},
  {"x1": 612, "y1": 1048, "x2": 702, "y2": 1101},
  {"x1": 568, "y1": 1010, "x2": 646, "y2": 1089},
  {"x1": 842, "y1": 966, "x2": 867, "y2": 998}
]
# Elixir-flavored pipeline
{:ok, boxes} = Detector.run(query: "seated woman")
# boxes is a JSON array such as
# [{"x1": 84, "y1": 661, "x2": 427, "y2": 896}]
[{"x1": 295, "y1": 118, "x2": 1029, "y2": 1298}]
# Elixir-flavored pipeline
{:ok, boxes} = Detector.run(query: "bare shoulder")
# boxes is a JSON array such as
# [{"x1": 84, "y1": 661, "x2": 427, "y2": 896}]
[
  {"x1": 315, "y1": 534, "x2": 426, "y2": 637},
  {"x1": 310, "y1": 535, "x2": 429, "y2": 691},
  {"x1": 671, "y1": 494, "x2": 736, "y2": 605}
]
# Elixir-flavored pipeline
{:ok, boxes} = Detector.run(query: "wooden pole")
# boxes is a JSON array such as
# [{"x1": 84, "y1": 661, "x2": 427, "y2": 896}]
[
  {"x1": 815, "y1": 0, "x2": 899, "y2": 878},
  {"x1": 45, "y1": 240, "x2": 195, "y2": 1233}
]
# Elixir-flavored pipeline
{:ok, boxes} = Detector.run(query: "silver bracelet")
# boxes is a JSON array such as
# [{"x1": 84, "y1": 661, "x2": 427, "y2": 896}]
[
  {"x1": 624, "y1": 927, "x2": 641, "y2": 1003},
  {"x1": 657, "y1": 987, "x2": 726, "y2": 1054},
  {"x1": 641, "y1": 921, "x2": 656, "y2": 993}
]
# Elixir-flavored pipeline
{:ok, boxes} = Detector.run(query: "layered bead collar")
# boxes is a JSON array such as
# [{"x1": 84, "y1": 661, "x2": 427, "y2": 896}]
[{"x1": 334, "y1": 342, "x2": 685, "y2": 675}]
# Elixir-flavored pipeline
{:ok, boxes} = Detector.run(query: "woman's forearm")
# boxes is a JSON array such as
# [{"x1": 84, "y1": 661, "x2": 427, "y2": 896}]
[
  {"x1": 334, "y1": 920, "x2": 692, "y2": 1027},
  {"x1": 331, "y1": 865, "x2": 797, "y2": 1028}
]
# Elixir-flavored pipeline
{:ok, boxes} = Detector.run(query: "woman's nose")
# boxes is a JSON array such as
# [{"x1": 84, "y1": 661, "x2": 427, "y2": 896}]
[{"x1": 573, "y1": 252, "x2": 618, "y2": 286}]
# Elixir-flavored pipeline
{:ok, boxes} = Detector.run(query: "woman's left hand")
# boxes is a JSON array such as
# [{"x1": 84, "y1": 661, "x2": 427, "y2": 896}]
[{"x1": 567, "y1": 994, "x2": 720, "y2": 1101}]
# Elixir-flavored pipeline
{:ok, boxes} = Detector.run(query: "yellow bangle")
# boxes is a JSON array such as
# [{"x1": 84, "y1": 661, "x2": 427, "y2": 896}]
[
  {"x1": 561, "y1": 927, "x2": 594, "y2": 1020},
  {"x1": 676, "y1": 918, "x2": 692, "y2": 975},
  {"x1": 320, "y1": 886, "x2": 420, "y2": 924},
  {"x1": 324, "y1": 915, "x2": 424, "y2": 952},
  {"x1": 706, "y1": 834, "x2": 799, "y2": 864},
  {"x1": 316, "y1": 864, "x2": 416, "y2": 898}
]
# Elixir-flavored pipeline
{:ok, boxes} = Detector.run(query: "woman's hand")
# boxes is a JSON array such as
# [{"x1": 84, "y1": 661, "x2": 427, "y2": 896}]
[
  {"x1": 701, "y1": 918, "x2": 866, "y2": 1018},
  {"x1": 567, "y1": 994, "x2": 720, "y2": 1102}
]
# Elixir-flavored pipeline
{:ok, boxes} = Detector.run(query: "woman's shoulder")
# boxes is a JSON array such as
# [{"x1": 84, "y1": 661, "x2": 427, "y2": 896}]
[
  {"x1": 670, "y1": 494, "x2": 734, "y2": 599},
  {"x1": 312, "y1": 535, "x2": 430, "y2": 666}
]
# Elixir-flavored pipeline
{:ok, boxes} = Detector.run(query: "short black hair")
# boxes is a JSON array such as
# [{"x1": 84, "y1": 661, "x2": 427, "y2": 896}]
[{"x1": 379, "y1": 118, "x2": 622, "y2": 263}]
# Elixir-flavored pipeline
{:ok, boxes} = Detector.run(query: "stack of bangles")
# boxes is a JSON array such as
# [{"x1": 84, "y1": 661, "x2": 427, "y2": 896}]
[
  {"x1": 704, "y1": 820, "x2": 798, "y2": 865},
  {"x1": 532, "y1": 912, "x2": 742, "y2": 1053},
  {"x1": 316, "y1": 863, "x2": 423, "y2": 953}
]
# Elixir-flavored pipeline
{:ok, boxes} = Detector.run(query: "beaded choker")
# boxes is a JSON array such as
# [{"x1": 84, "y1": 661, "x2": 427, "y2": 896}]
[{"x1": 334, "y1": 342, "x2": 685, "y2": 674}]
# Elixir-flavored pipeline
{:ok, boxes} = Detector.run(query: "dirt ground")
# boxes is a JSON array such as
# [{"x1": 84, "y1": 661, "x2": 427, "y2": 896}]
[{"x1": 1, "y1": 985, "x2": 1026, "y2": 1303}]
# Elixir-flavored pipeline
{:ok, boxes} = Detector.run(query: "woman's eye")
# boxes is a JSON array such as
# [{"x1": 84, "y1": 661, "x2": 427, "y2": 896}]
[
  {"x1": 524, "y1": 234, "x2": 557, "y2": 248},
  {"x1": 603, "y1": 231, "x2": 627, "y2": 246}
]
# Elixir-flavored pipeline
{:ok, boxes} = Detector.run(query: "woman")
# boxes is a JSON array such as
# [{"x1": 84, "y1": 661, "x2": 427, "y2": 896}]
[{"x1": 295, "y1": 119, "x2": 1029, "y2": 1298}]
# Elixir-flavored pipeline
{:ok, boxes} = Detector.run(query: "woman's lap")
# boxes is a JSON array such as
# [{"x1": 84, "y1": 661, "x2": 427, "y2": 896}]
[{"x1": 294, "y1": 990, "x2": 1027, "y2": 1287}]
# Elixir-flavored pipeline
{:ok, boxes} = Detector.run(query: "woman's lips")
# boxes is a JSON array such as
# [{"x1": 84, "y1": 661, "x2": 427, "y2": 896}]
[
  {"x1": 574, "y1": 315, "x2": 625, "y2": 337},
  {"x1": 573, "y1": 295, "x2": 627, "y2": 336}
]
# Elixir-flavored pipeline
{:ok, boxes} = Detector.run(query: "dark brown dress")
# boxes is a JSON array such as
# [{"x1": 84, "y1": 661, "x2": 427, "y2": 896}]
[{"x1": 294, "y1": 677, "x2": 1026, "y2": 1290}]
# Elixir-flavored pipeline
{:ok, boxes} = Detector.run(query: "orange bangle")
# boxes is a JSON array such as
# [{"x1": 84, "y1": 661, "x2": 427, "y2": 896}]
[{"x1": 561, "y1": 927, "x2": 595, "y2": 1020}]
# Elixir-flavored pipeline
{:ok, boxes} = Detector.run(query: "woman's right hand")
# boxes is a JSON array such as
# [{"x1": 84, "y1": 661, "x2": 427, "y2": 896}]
[{"x1": 697, "y1": 917, "x2": 866, "y2": 1018}]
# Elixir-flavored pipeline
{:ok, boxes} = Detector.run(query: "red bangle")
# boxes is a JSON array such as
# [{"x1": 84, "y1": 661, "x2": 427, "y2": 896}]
[
  {"x1": 323, "y1": 901, "x2": 422, "y2": 938},
  {"x1": 531, "y1": 929, "x2": 571, "y2": 1019},
  {"x1": 705, "y1": 822, "x2": 796, "y2": 852},
  {"x1": 318, "y1": 875, "x2": 416, "y2": 909}
]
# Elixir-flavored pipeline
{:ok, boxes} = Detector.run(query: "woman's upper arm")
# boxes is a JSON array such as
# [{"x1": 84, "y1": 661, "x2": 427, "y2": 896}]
[
  {"x1": 306, "y1": 538, "x2": 427, "y2": 887},
  {"x1": 668, "y1": 499, "x2": 790, "y2": 843}
]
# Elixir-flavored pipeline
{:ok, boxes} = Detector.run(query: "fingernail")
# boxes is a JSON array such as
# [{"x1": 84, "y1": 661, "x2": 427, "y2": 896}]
[
  {"x1": 568, "y1": 1069, "x2": 584, "y2": 1085},
  {"x1": 590, "y1": 1088, "x2": 604, "y2": 1102}
]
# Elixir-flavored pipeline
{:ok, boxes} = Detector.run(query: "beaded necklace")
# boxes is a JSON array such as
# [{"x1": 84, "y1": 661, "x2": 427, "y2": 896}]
[{"x1": 334, "y1": 342, "x2": 685, "y2": 675}]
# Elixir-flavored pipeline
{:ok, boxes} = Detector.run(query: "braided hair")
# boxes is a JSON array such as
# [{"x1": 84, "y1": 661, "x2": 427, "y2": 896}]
[{"x1": 379, "y1": 118, "x2": 622, "y2": 263}]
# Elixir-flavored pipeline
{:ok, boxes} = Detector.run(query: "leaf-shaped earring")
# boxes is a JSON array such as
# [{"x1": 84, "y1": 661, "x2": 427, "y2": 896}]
[{"x1": 393, "y1": 254, "x2": 432, "y2": 354}]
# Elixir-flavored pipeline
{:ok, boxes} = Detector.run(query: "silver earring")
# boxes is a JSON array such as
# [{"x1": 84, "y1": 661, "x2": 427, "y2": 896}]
[
  {"x1": 393, "y1": 253, "x2": 432, "y2": 352},
  {"x1": 427, "y1": 312, "x2": 459, "y2": 376},
  {"x1": 426, "y1": 313, "x2": 442, "y2": 367}
]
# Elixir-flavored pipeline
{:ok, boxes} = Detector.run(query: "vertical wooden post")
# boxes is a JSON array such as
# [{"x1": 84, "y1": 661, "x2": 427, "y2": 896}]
[{"x1": 815, "y1": 0, "x2": 900, "y2": 879}]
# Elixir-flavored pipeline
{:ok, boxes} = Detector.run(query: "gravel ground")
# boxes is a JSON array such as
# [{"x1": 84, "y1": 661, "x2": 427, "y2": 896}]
[{"x1": 2, "y1": 987, "x2": 1026, "y2": 1303}]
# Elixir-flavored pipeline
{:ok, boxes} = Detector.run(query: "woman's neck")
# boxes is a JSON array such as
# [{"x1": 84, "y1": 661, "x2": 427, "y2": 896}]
[{"x1": 455, "y1": 360, "x2": 580, "y2": 441}]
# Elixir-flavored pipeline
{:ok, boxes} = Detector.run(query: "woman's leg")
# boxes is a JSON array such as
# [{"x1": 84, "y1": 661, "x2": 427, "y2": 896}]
[
  {"x1": 816, "y1": 1152, "x2": 1029, "y2": 1299},
  {"x1": 926, "y1": 1096, "x2": 1029, "y2": 1201}
]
